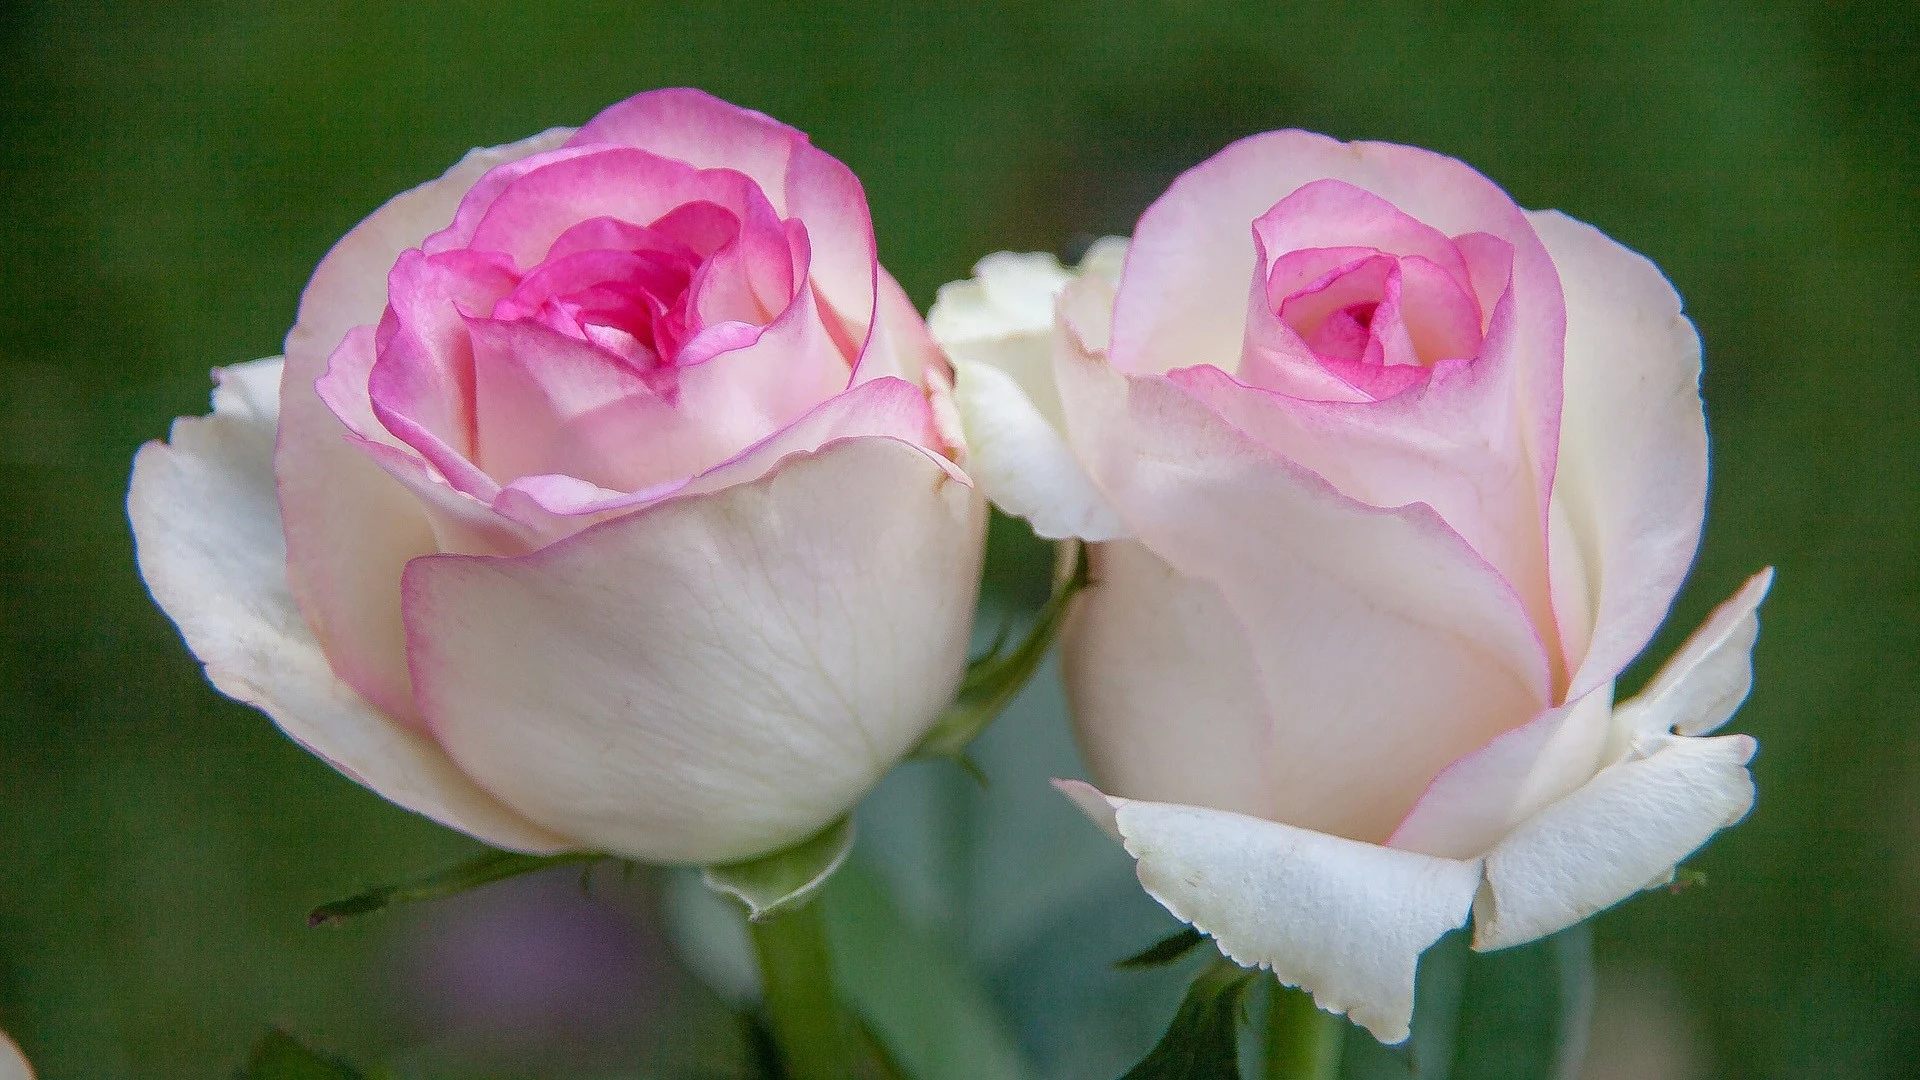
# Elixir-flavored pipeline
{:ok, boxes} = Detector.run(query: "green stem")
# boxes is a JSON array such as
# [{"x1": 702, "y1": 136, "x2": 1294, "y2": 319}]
[
  {"x1": 749, "y1": 896, "x2": 853, "y2": 1080},
  {"x1": 1266, "y1": 980, "x2": 1346, "y2": 1080}
]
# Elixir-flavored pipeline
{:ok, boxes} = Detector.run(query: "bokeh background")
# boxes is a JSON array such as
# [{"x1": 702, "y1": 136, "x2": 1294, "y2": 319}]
[{"x1": 2, "y1": 1, "x2": 1915, "y2": 1077}]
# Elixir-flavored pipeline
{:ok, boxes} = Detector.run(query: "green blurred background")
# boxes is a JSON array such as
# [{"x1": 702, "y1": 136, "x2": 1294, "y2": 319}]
[{"x1": 2, "y1": 1, "x2": 1915, "y2": 1077}]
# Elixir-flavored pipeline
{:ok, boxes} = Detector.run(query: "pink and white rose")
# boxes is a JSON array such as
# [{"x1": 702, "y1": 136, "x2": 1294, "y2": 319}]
[
  {"x1": 933, "y1": 131, "x2": 1768, "y2": 1041},
  {"x1": 131, "y1": 89, "x2": 986, "y2": 865}
]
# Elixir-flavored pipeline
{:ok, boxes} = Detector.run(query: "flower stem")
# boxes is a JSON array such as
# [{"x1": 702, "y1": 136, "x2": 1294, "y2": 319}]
[
  {"x1": 1266, "y1": 980, "x2": 1346, "y2": 1080},
  {"x1": 748, "y1": 896, "x2": 853, "y2": 1080}
]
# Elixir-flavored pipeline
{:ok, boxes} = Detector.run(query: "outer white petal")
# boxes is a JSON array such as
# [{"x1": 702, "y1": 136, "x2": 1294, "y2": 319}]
[
  {"x1": 1061, "y1": 783, "x2": 1480, "y2": 1044},
  {"x1": 1615, "y1": 568, "x2": 1774, "y2": 742},
  {"x1": 928, "y1": 251, "x2": 1073, "y2": 359},
  {"x1": 951, "y1": 356, "x2": 1126, "y2": 540},
  {"x1": 0, "y1": 1031, "x2": 31, "y2": 1080},
  {"x1": 128, "y1": 359, "x2": 573, "y2": 853},
  {"x1": 1532, "y1": 210, "x2": 1710, "y2": 699},
  {"x1": 403, "y1": 438, "x2": 987, "y2": 864},
  {"x1": 1473, "y1": 573, "x2": 1770, "y2": 949},
  {"x1": 1474, "y1": 731, "x2": 1755, "y2": 951},
  {"x1": 932, "y1": 252, "x2": 1126, "y2": 540}
]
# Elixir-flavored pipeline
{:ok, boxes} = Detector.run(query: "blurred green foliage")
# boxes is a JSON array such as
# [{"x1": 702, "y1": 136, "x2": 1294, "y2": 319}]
[{"x1": 1, "y1": 1, "x2": 1915, "y2": 1077}]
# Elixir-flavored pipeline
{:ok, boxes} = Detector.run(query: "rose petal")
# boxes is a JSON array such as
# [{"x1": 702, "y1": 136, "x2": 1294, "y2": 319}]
[
  {"x1": 282, "y1": 325, "x2": 438, "y2": 723},
  {"x1": 130, "y1": 359, "x2": 571, "y2": 853},
  {"x1": 931, "y1": 251, "x2": 1125, "y2": 539},
  {"x1": 930, "y1": 251, "x2": 1075, "y2": 424},
  {"x1": 854, "y1": 267, "x2": 944, "y2": 390},
  {"x1": 402, "y1": 438, "x2": 985, "y2": 863},
  {"x1": 668, "y1": 271, "x2": 856, "y2": 448},
  {"x1": 284, "y1": 128, "x2": 573, "y2": 379},
  {"x1": 492, "y1": 375, "x2": 949, "y2": 524},
  {"x1": 1387, "y1": 683, "x2": 1614, "y2": 860},
  {"x1": 466, "y1": 318, "x2": 734, "y2": 493},
  {"x1": 575, "y1": 89, "x2": 878, "y2": 349},
  {"x1": 950, "y1": 356, "x2": 1124, "y2": 540},
  {"x1": 1063, "y1": 541, "x2": 1276, "y2": 818},
  {"x1": 1114, "y1": 133, "x2": 1566, "y2": 671},
  {"x1": 1251, "y1": 179, "x2": 1474, "y2": 291},
  {"x1": 1472, "y1": 572, "x2": 1768, "y2": 949},
  {"x1": 1112, "y1": 130, "x2": 1560, "y2": 392},
  {"x1": 1474, "y1": 731, "x2": 1756, "y2": 951},
  {"x1": 1531, "y1": 210, "x2": 1711, "y2": 698},
  {"x1": 1061, "y1": 784, "x2": 1480, "y2": 1044},
  {"x1": 570, "y1": 88, "x2": 804, "y2": 213},
  {"x1": 1056, "y1": 318, "x2": 1551, "y2": 843},
  {"x1": 465, "y1": 148, "x2": 770, "y2": 271},
  {"x1": 1614, "y1": 568, "x2": 1774, "y2": 744}
]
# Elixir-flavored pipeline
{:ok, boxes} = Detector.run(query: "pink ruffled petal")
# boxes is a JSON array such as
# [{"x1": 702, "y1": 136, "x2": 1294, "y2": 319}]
[
  {"x1": 465, "y1": 148, "x2": 765, "y2": 270},
  {"x1": 666, "y1": 273, "x2": 856, "y2": 454},
  {"x1": 570, "y1": 88, "x2": 805, "y2": 210},
  {"x1": 489, "y1": 375, "x2": 946, "y2": 527},
  {"x1": 466, "y1": 318, "x2": 735, "y2": 494},
  {"x1": 569, "y1": 88, "x2": 877, "y2": 348},
  {"x1": 1250, "y1": 179, "x2": 1473, "y2": 292}
]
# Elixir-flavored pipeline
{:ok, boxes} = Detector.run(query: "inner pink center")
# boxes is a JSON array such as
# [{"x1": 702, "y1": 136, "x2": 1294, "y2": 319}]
[
  {"x1": 489, "y1": 202, "x2": 747, "y2": 371},
  {"x1": 1227, "y1": 180, "x2": 1519, "y2": 405}
]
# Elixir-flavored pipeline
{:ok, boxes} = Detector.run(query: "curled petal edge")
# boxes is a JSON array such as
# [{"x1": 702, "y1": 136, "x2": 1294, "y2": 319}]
[
  {"x1": 129, "y1": 358, "x2": 573, "y2": 854},
  {"x1": 1471, "y1": 569, "x2": 1771, "y2": 949},
  {"x1": 1052, "y1": 779, "x2": 1479, "y2": 1044}
]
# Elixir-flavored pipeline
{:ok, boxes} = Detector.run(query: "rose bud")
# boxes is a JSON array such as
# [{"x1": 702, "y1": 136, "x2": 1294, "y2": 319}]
[
  {"x1": 932, "y1": 132, "x2": 1768, "y2": 1042},
  {"x1": 131, "y1": 89, "x2": 986, "y2": 865}
]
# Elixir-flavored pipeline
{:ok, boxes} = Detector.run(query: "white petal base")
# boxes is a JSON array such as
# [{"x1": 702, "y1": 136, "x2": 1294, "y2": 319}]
[
  {"x1": 1057, "y1": 780, "x2": 1479, "y2": 1044},
  {"x1": 1472, "y1": 570, "x2": 1772, "y2": 949}
]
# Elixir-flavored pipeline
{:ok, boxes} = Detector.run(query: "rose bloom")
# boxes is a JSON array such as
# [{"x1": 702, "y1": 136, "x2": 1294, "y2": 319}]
[
  {"x1": 933, "y1": 132, "x2": 1769, "y2": 1041},
  {"x1": 130, "y1": 90, "x2": 986, "y2": 865}
]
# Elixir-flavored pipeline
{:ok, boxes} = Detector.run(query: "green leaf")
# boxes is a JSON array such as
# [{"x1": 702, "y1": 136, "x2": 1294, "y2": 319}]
[
  {"x1": 1120, "y1": 958, "x2": 1258, "y2": 1080},
  {"x1": 704, "y1": 816, "x2": 855, "y2": 922},
  {"x1": 1116, "y1": 926, "x2": 1208, "y2": 969},
  {"x1": 307, "y1": 848, "x2": 601, "y2": 926},
  {"x1": 915, "y1": 540, "x2": 1087, "y2": 763},
  {"x1": 235, "y1": 1029, "x2": 368, "y2": 1080}
]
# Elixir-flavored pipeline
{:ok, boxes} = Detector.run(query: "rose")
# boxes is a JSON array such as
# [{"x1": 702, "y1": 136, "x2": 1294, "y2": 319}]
[
  {"x1": 130, "y1": 89, "x2": 986, "y2": 865},
  {"x1": 932, "y1": 131, "x2": 1768, "y2": 1041}
]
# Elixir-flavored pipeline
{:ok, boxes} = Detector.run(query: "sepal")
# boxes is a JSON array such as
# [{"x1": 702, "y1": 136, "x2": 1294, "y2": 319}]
[{"x1": 704, "y1": 816, "x2": 856, "y2": 922}]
